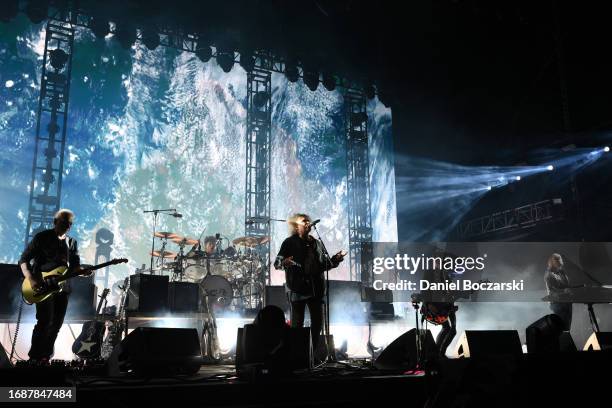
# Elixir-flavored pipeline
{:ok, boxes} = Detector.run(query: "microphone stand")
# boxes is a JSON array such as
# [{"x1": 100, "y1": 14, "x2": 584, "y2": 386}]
[
  {"x1": 144, "y1": 208, "x2": 177, "y2": 275},
  {"x1": 311, "y1": 224, "x2": 336, "y2": 363}
]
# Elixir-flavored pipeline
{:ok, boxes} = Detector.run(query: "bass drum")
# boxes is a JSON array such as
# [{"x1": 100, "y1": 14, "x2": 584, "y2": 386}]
[{"x1": 200, "y1": 274, "x2": 233, "y2": 311}]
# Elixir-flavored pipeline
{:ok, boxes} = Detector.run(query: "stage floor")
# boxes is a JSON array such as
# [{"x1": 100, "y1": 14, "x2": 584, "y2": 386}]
[{"x1": 0, "y1": 361, "x2": 429, "y2": 408}]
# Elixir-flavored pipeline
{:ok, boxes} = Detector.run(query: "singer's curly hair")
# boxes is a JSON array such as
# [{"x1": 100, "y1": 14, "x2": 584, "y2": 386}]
[{"x1": 287, "y1": 213, "x2": 311, "y2": 235}]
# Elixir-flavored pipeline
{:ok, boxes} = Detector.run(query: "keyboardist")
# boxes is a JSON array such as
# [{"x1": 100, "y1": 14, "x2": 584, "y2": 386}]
[{"x1": 544, "y1": 253, "x2": 572, "y2": 331}]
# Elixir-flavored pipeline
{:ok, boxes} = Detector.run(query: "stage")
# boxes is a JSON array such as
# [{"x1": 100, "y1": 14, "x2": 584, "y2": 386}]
[{"x1": 1, "y1": 351, "x2": 611, "y2": 407}]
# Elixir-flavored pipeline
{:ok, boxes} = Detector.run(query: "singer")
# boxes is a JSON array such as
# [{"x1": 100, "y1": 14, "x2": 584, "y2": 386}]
[{"x1": 274, "y1": 213, "x2": 345, "y2": 351}]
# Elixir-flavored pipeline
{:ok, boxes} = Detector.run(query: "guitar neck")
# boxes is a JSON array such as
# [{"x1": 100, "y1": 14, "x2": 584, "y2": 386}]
[{"x1": 55, "y1": 260, "x2": 120, "y2": 283}]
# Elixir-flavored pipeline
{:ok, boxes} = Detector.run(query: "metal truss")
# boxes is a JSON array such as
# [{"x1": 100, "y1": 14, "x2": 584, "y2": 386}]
[
  {"x1": 344, "y1": 90, "x2": 372, "y2": 282},
  {"x1": 245, "y1": 69, "x2": 272, "y2": 299},
  {"x1": 25, "y1": 19, "x2": 76, "y2": 246},
  {"x1": 456, "y1": 198, "x2": 565, "y2": 239}
]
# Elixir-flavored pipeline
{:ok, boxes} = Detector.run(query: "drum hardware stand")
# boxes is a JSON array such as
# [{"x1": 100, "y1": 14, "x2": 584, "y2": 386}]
[
  {"x1": 200, "y1": 289, "x2": 221, "y2": 363},
  {"x1": 144, "y1": 208, "x2": 178, "y2": 275},
  {"x1": 172, "y1": 241, "x2": 187, "y2": 282}
]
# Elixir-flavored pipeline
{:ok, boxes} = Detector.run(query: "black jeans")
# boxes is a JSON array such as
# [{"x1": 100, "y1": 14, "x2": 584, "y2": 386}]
[
  {"x1": 436, "y1": 309, "x2": 457, "y2": 358},
  {"x1": 290, "y1": 297, "x2": 324, "y2": 350},
  {"x1": 29, "y1": 292, "x2": 69, "y2": 360}
]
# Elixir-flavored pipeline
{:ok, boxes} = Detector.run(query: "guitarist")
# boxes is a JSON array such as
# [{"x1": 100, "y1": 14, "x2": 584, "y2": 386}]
[
  {"x1": 419, "y1": 249, "x2": 458, "y2": 359},
  {"x1": 273, "y1": 213, "x2": 345, "y2": 351},
  {"x1": 19, "y1": 209, "x2": 89, "y2": 363}
]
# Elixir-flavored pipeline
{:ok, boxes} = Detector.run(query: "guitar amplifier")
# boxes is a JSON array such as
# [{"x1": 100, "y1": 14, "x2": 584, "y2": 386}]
[
  {"x1": 126, "y1": 273, "x2": 168, "y2": 313},
  {"x1": 168, "y1": 282, "x2": 199, "y2": 312},
  {"x1": 67, "y1": 277, "x2": 97, "y2": 319}
]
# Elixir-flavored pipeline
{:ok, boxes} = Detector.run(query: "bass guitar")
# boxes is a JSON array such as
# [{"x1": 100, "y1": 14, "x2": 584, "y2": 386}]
[{"x1": 22, "y1": 258, "x2": 128, "y2": 304}]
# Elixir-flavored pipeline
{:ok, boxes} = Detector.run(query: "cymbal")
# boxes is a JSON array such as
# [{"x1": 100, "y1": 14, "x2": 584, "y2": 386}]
[
  {"x1": 154, "y1": 231, "x2": 178, "y2": 239},
  {"x1": 151, "y1": 250, "x2": 177, "y2": 258},
  {"x1": 172, "y1": 236, "x2": 199, "y2": 246},
  {"x1": 232, "y1": 236, "x2": 271, "y2": 247}
]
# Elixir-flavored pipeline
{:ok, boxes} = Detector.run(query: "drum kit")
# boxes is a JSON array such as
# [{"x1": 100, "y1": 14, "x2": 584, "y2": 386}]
[{"x1": 147, "y1": 231, "x2": 270, "y2": 313}]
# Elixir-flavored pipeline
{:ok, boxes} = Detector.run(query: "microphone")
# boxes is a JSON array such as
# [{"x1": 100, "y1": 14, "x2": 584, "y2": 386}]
[
  {"x1": 310, "y1": 219, "x2": 321, "y2": 227},
  {"x1": 172, "y1": 212, "x2": 182, "y2": 218}
]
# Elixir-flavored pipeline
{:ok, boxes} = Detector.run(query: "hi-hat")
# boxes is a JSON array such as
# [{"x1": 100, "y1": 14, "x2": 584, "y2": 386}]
[
  {"x1": 154, "y1": 231, "x2": 178, "y2": 239},
  {"x1": 232, "y1": 236, "x2": 270, "y2": 247},
  {"x1": 151, "y1": 250, "x2": 177, "y2": 258}
]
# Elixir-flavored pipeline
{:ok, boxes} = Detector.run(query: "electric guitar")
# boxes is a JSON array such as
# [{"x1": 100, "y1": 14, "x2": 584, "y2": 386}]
[
  {"x1": 72, "y1": 288, "x2": 110, "y2": 359},
  {"x1": 21, "y1": 258, "x2": 128, "y2": 304},
  {"x1": 101, "y1": 277, "x2": 129, "y2": 359},
  {"x1": 414, "y1": 279, "x2": 490, "y2": 325}
]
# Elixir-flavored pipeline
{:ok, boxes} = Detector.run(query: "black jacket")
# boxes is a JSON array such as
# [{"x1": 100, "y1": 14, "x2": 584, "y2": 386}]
[{"x1": 274, "y1": 234, "x2": 339, "y2": 297}]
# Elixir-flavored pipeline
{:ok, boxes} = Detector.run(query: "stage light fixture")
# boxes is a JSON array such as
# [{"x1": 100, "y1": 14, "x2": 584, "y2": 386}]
[
  {"x1": 322, "y1": 72, "x2": 336, "y2": 92},
  {"x1": 141, "y1": 28, "x2": 160, "y2": 50},
  {"x1": 90, "y1": 17, "x2": 110, "y2": 39},
  {"x1": 605, "y1": 146, "x2": 610, "y2": 152},
  {"x1": 285, "y1": 60, "x2": 299, "y2": 83},
  {"x1": 114, "y1": 23, "x2": 137, "y2": 49},
  {"x1": 253, "y1": 91, "x2": 269, "y2": 109},
  {"x1": 515, "y1": 176, "x2": 521, "y2": 181},
  {"x1": 196, "y1": 44, "x2": 213, "y2": 63},
  {"x1": 49, "y1": 48, "x2": 68, "y2": 70},
  {"x1": 302, "y1": 68, "x2": 319, "y2": 92},
  {"x1": 364, "y1": 83, "x2": 376, "y2": 100},
  {"x1": 239, "y1": 49, "x2": 255, "y2": 72},
  {"x1": 0, "y1": 0, "x2": 19, "y2": 23},
  {"x1": 487, "y1": 186, "x2": 492, "y2": 191},
  {"x1": 216, "y1": 47, "x2": 235, "y2": 73},
  {"x1": 547, "y1": 165, "x2": 554, "y2": 171},
  {"x1": 25, "y1": 0, "x2": 48, "y2": 24}
]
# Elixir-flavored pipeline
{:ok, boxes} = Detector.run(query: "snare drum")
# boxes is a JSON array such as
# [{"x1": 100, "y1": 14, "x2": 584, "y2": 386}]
[{"x1": 183, "y1": 263, "x2": 207, "y2": 282}]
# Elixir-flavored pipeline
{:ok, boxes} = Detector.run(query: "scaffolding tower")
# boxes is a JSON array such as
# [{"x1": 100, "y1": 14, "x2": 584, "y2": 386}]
[
  {"x1": 24, "y1": 19, "x2": 75, "y2": 246},
  {"x1": 245, "y1": 69, "x2": 272, "y2": 300},
  {"x1": 344, "y1": 90, "x2": 372, "y2": 282}
]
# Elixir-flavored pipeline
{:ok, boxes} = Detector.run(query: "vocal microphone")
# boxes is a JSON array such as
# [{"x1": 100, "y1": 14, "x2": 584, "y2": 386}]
[
  {"x1": 172, "y1": 212, "x2": 183, "y2": 218},
  {"x1": 310, "y1": 219, "x2": 321, "y2": 227}
]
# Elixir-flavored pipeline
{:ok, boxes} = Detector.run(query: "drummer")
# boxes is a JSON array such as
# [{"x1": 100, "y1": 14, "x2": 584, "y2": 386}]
[
  {"x1": 186, "y1": 236, "x2": 218, "y2": 258},
  {"x1": 203, "y1": 236, "x2": 218, "y2": 256}
]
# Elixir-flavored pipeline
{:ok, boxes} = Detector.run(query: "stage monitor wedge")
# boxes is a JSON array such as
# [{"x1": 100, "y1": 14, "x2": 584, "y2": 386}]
[
  {"x1": 107, "y1": 327, "x2": 202, "y2": 377},
  {"x1": 454, "y1": 330, "x2": 522, "y2": 358},
  {"x1": 374, "y1": 329, "x2": 437, "y2": 370},
  {"x1": 583, "y1": 332, "x2": 612, "y2": 351}
]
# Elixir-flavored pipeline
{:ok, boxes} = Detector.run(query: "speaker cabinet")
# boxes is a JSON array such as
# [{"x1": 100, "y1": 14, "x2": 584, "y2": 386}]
[
  {"x1": 168, "y1": 282, "x2": 199, "y2": 312},
  {"x1": 126, "y1": 273, "x2": 168, "y2": 313},
  {"x1": 374, "y1": 329, "x2": 437, "y2": 370},
  {"x1": 526, "y1": 314, "x2": 576, "y2": 353},
  {"x1": 264, "y1": 285, "x2": 289, "y2": 314},
  {"x1": 0, "y1": 264, "x2": 22, "y2": 315},
  {"x1": 454, "y1": 330, "x2": 522, "y2": 358},
  {"x1": 107, "y1": 327, "x2": 201, "y2": 376},
  {"x1": 236, "y1": 324, "x2": 312, "y2": 373},
  {"x1": 583, "y1": 332, "x2": 612, "y2": 351}
]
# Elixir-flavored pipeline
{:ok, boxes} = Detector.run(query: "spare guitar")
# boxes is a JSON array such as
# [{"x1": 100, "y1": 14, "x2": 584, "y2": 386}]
[
  {"x1": 72, "y1": 288, "x2": 110, "y2": 359},
  {"x1": 21, "y1": 258, "x2": 128, "y2": 304},
  {"x1": 101, "y1": 277, "x2": 129, "y2": 360}
]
